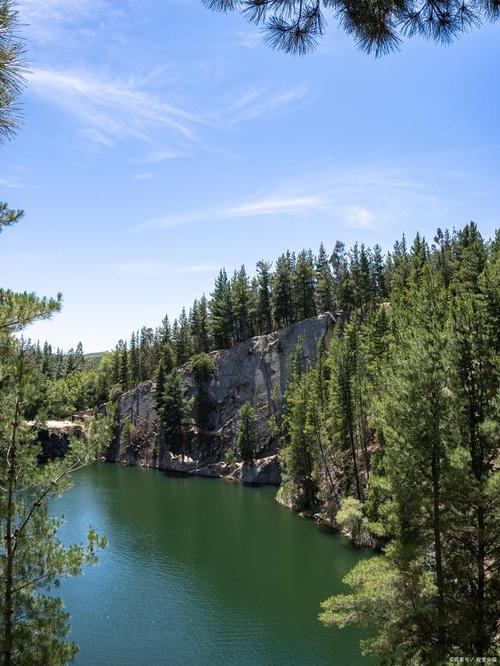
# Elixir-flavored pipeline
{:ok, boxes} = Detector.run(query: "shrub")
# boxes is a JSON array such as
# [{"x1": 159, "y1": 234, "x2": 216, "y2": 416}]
[
  {"x1": 190, "y1": 353, "x2": 216, "y2": 384},
  {"x1": 224, "y1": 449, "x2": 236, "y2": 465},
  {"x1": 335, "y1": 497, "x2": 364, "y2": 536}
]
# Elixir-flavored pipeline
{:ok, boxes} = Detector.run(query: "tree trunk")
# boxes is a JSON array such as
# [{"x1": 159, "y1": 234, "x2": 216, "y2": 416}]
[
  {"x1": 3, "y1": 396, "x2": 20, "y2": 666},
  {"x1": 312, "y1": 411, "x2": 340, "y2": 510},
  {"x1": 431, "y1": 434, "x2": 446, "y2": 659},
  {"x1": 345, "y1": 383, "x2": 362, "y2": 500},
  {"x1": 468, "y1": 361, "x2": 487, "y2": 656}
]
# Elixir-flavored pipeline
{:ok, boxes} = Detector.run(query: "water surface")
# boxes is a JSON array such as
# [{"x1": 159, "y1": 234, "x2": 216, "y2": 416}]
[{"x1": 53, "y1": 464, "x2": 371, "y2": 665}]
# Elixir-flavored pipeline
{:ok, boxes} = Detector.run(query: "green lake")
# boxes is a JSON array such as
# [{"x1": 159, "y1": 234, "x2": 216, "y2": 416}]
[{"x1": 53, "y1": 464, "x2": 371, "y2": 665}]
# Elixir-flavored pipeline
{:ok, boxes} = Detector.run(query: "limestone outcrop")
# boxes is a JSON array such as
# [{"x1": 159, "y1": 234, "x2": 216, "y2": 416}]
[{"x1": 107, "y1": 312, "x2": 336, "y2": 484}]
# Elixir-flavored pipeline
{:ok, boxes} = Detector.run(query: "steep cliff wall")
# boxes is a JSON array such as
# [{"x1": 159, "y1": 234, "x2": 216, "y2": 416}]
[{"x1": 106, "y1": 312, "x2": 336, "y2": 483}]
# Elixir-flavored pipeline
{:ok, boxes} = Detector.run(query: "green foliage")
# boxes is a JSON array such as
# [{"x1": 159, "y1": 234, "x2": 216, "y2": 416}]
[
  {"x1": 318, "y1": 243, "x2": 500, "y2": 662},
  {"x1": 210, "y1": 269, "x2": 234, "y2": 349},
  {"x1": 0, "y1": 202, "x2": 23, "y2": 234},
  {"x1": 237, "y1": 402, "x2": 257, "y2": 464},
  {"x1": 256, "y1": 260, "x2": 273, "y2": 334},
  {"x1": 320, "y1": 558, "x2": 403, "y2": 658},
  {"x1": 190, "y1": 353, "x2": 216, "y2": 384},
  {"x1": 0, "y1": 2, "x2": 25, "y2": 142},
  {"x1": 157, "y1": 370, "x2": 190, "y2": 457},
  {"x1": 0, "y1": 306, "x2": 112, "y2": 663},
  {"x1": 204, "y1": 0, "x2": 500, "y2": 56},
  {"x1": 190, "y1": 353, "x2": 216, "y2": 429},
  {"x1": 224, "y1": 448, "x2": 236, "y2": 465},
  {"x1": 280, "y1": 354, "x2": 319, "y2": 510},
  {"x1": 121, "y1": 417, "x2": 135, "y2": 450},
  {"x1": 335, "y1": 497, "x2": 363, "y2": 537},
  {"x1": 272, "y1": 251, "x2": 295, "y2": 328}
]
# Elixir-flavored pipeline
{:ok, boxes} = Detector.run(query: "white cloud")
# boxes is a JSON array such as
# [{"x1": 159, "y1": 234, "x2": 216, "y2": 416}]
[
  {"x1": 26, "y1": 67, "x2": 307, "y2": 152},
  {"x1": 18, "y1": 0, "x2": 111, "y2": 41},
  {"x1": 27, "y1": 68, "x2": 205, "y2": 147},
  {"x1": 139, "y1": 161, "x2": 458, "y2": 233},
  {"x1": 227, "y1": 196, "x2": 326, "y2": 217},
  {"x1": 143, "y1": 149, "x2": 183, "y2": 164},
  {"x1": 141, "y1": 195, "x2": 327, "y2": 230},
  {"x1": 0, "y1": 175, "x2": 24, "y2": 189},
  {"x1": 338, "y1": 205, "x2": 375, "y2": 229},
  {"x1": 224, "y1": 86, "x2": 307, "y2": 123},
  {"x1": 134, "y1": 172, "x2": 153, "y2": 180}
]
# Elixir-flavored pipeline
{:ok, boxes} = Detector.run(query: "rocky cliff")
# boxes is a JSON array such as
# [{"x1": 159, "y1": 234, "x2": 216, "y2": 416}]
[{"x1": 106, "y1": 312, "x2": 336, "y2": 484}]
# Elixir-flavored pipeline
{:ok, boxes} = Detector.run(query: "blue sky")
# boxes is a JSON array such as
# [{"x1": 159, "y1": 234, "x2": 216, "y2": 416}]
[{"x1": 1, "y1": 0, "x2": 499, "y2": 352}]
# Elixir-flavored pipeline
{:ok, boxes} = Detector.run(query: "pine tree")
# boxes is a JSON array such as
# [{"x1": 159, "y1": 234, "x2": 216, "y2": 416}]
[
  {"x1": 158, "y1": 371, "x2": 188, "y2": 459},
  {"x1": 155, "y1": 358, "x2": 166, "y2": 409},
  {"x1": 210, "y1": 269, "x2": 234, "y2": 349},
  {"x1": 315, "y1": 243, "x2": 334, "y2": 314},
  {"x1": 327, "y1": 325, "x2": 363, "y2": 500},
  {"x1": 272, "y1": 252, "x2": 295, "y2": 328},
  {"x1": 321, "y1": 272, "x2": 459, "y2": 662},
  {"x1": 446, "y1": 285, "x2": 500, "y2": 656},
  {"x1": 111, "y1": 344, "x2": 121, "y2": 386},
  {"x1": 409, "y1": 231, "x2": 429, "y2": 286},
  {"x1": 190, "y1": 353, "x2": 216, "y2": 429},
  {"x1": 293, "y1": 249, "x2": 316, "y2": 320},
  {"x1": 0, "y1": 212, "x2": 109, "y2": 662},
  {"x1": 386, "y1": 234, "x2": 411, "y2": 304},
  {"x1": 432, "y1": 228, "x2": 454, "y2": 288},
  {"x1": 330, "y1": 241, "x2": 352, "y2": 311},
  {"x1": 0, "y1": 5, "x2": 25, "y2": 143},
  {"x1": 256, "y1": 260, "x2": 273, "y2": 334},
  {"x1": 281, "y1": 374, "x2": 317, "y2": 509},
  {"x1": 41, "y1": 342, "x2": 52, "y2": 378},
  {"x1": 74, "y1": 342, "x2": 84, "y2": 372},
  {"x1": 205, "y1": 0, "x2": 498, "y2": 57},
  {"x1": 119, "y1": 341, "x2": 129, "y2": 390},
  {"x1": 159, "y1": 342, "x2": 174, "y2": 376},
  {"x1": 175, "y1": 308, "x2": 191, "y2": 365},
  {"x1": 371, "y1": 244, "x2": 386, "y2": 300},
  {"x1": 231, "y1": 265, "x2": 252, "y2": 343},
  {"x1": 0, "y1": 347, "x2": 109, "y2": 663},
  {"x1": 189, "y1": 297, "x2": 210, "y2": 354},
  {"x1": 453, "y1": 221, "x2": 487, "y2": 293},
  {"x1": 129, "y1": 331, "x2": 140, "y2": 385},
  {"x1": 197, "y1": 295, "x2": 210, "y2": 352},
  {"x1": 139, "y1": 327, "x2": 155, "y2": 380},
  {"x1": 65, "y1": 348, "x2": 76, "y2": 375},
  {"x1": 237, "y1": 402, "x2": 256, "y2": 464}
]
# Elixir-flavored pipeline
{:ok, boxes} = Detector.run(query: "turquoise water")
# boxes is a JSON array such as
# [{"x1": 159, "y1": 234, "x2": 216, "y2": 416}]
[{"x1": 52, "y1": 464, "x2": 371, "y2": 665}]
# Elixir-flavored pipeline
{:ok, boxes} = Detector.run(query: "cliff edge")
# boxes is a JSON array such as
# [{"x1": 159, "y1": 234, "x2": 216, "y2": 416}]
[{"x1": 106, "y1": 312, "x2": 336, "y2": 484}]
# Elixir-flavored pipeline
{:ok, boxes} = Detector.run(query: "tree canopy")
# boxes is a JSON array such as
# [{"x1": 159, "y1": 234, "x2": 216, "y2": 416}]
[
  {"x1": 0, "y1": 1, "x2": 24, "y2": 141},
  {"x1": 203, "y1": 0, "x2": 500, "y2": 55}
]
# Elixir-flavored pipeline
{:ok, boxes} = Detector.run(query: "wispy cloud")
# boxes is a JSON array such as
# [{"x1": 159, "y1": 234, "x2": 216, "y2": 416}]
[
  {"x1": 27, "y1": 68, "x2": 205, "y2": 147},
  {"x1": 337, "y1": 205, "x2": 375, "y2": 229},
  {"x1": 223, "y1": 86, "x2": 307, "y2": 123},
  {"x1": 0, "y1": 175, "x2": 24, "y2": 189},
  {"x1": 18, "y1": 0, "x2": 100, "y2": 42},
  {"x1": 26, "y1": 67, "x2": 307, "y2": 152},
  {"x1": 139, "y1": 161, "x2": 459, "y2": 233},
  {"x1": 141, "y1": 195, "x2": 327, "y2": 230},
  {"x1": 227, "y1": 196, "x2": 326, "y2": 217},
  {"x1": 142, "y1": 149, "x2": 183, "y2": 164}
]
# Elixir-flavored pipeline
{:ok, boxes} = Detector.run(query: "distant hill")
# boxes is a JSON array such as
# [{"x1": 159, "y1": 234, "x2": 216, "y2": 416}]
[{"x1": 83, "y1": 352, "x2": 105, "y2": 370}]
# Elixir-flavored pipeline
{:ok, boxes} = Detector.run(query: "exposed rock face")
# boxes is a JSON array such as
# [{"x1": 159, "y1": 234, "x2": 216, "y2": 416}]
[
  {"x1": 107, "y1": 312, "x2": 336, "y2": 484},
  {"x1": 37, "y1": 422, "x2": 85, "y2": 462}
]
